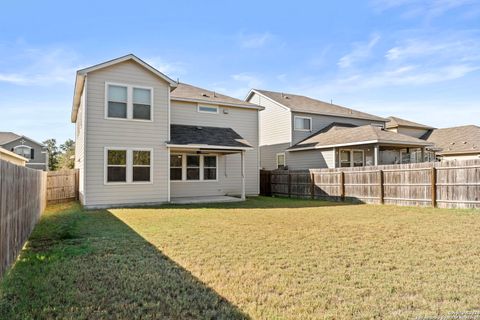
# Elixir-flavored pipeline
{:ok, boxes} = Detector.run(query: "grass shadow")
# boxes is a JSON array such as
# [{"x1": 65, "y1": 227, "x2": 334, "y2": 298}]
[{"x1": 0, "y1": 202, "x2": 250, "y2": 320}]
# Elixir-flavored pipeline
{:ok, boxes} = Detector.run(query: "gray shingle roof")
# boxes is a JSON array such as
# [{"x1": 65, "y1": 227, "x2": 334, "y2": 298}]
[
  {"x1": 386, "y1": 116, "x2": 434, "y2": 129},
  {"x1": 172, "y1": 83, "x2": 261, "y2": 109},
  {"x1": 288, "y1": 124, "x2": 433, "y2": 150},
  {"x1": 0, "y1": 132, "x2": 21, "y2": 145},
  {"x1": 422, "y1": 125, "x2": 480, "y2": 155},
  {"x1": 169, "y1": 124, "x2": 252, "y2": 149},
  {"x1": 252, "y1": 89, "x2": 386, "y2": 122}
]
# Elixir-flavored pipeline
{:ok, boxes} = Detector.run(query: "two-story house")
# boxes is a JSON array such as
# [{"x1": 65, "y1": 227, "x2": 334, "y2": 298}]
[
  {"x1": 71, "y1": 54, "x2": 262, "y2": 208},
  {"x1": 246, "y1": 89, "x2": 433, "y2": 170},
  {"x1": 0, "y1": 132, "x2": 48, "y2": 170}
]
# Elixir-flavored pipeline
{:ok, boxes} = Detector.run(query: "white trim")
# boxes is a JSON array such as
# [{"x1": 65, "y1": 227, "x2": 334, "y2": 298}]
[
  {"x1": 245, "y1": 89, "x2": 290, "y2": 111},
  {"x1": 197, "y1": 104, "x2": 219, "y2": 114},
  {"x1": 170, "y1": 153, "x2": 218, "y2": 182},
  {"x1": 167, "y1": 147, "x2": 171, "y2": 202},
  {"x1": 293, "y1": 116, "x2": 312, "y2": 131},
  {"x1": 104, "y1": 147, "x2": 153, "y2": 185},
  {"x1": 276, "y1": 152, "x2": 286, "y2": 169},
  {"x1": 104, "y1": 82, "x2": 154, "y2": 122},
  {"x1": 166, "y1": 144, "x2": 252, "y2": 151},
  {"x1": 171, "y1": 96, "x2": 263, "y2": 110},
  {"x1": 77, "y1": 54, "x2": 177, "y2": 86}
]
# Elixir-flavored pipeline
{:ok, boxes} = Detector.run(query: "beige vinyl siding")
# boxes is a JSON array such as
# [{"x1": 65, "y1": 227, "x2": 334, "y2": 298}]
[
  {"x1": 75, "y1": 86, "x2": 86, "y2": 204},
  {"x1": 396, "y1": 127, "x2": 429, "y2": 139},
  {"x1": 291, "y1": 112, "x2": 385, "y2": 145},
  {"x1": 0, "y1": 148, "x2": 27, "y2": 166},
  {"x1": 260, "y1": 143, "x2": 291, "y2": 170},
  {"x1": 170, "y1": 100, "x2": 259, "y2": 197},
  {"x1": 286, "y1": 149, "x2": 334, "y2": 169},
  {"x1": 84, "y1": 60, "x2": 170, "y2": 207},
  {"x1": 249, "y1": 92, "x2": 291, "y2": 146}
]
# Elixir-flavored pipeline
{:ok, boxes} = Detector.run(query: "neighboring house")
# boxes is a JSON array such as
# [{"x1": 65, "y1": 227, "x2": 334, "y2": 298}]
[
  {"x1": 0, "y1": 132, "x2": 48, "y2": 170},
  {"x1": 0, "y1": 146, "x2": 28, "y2": 166},
  {"x1": 71, "y1": 54, "x2": 262, "y2": 208},
  {"x1": 246, "y1": 89, "x2": 432, "y2": 170},
  {"x1": 385, "y1": 116, "x2": 435, "y2": 139},
  {"x1": 421, "y1": 125, "x2": 480, "y2": 161}
]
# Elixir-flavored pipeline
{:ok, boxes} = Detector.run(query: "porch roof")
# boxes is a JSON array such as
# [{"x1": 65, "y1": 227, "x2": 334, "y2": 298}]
[
  {"x1": 288, "y1": 124, "x2": 433, "y2": 151},
  {"x1": 167, "y1": 124, "x2": 253, "y2": 151}
]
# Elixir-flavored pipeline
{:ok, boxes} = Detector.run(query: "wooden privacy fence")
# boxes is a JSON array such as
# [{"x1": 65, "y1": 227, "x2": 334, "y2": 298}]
[
  {"x1": 264, "y1": 159, "x2": 480, "y2": 209},
  {"x1": 0, "y1": 159, "x2": 47, "y2": 278},
  {"x1": 47, "y1": 169, "x2": 79, "y2": 204}
]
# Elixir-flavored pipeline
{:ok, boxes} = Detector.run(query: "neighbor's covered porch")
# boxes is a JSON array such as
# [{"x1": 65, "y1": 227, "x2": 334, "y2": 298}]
[
  {"x1": 167, "y1": 124, "x2": 252, "y2": 203},
  {"x1": 333, "y1": 143, "x2": 436, "y2": 168}
]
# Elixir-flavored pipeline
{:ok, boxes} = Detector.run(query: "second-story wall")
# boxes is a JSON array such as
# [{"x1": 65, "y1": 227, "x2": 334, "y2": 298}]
[
  {"x1": 291, "y1": 112, "x2": 385, "y2": 145},
  {"x1": 170, "y1": 100, "x2": 259, "y2": 196},
  {"x1": 84, "y1": 60, "x2": 171, "y2": 207}
]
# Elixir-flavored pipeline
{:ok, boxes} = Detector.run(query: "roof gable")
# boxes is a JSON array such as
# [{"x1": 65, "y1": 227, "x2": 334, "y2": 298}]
[
  {"x1": 71, "y1": 54, "x2": 178, "y2": 122},
  {"x1": 386, "y1": 116, "x2": 434, "y2": 129},
  {"x1": 0, "y1": 132, "x2": 45, "y2": 147}
]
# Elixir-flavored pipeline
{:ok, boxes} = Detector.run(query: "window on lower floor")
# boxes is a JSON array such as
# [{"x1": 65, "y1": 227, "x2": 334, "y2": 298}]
[
  {"x1": 276, "y1": 153, "x2": 285, "y2": 169},
  {"x1": 170, "y1": 154, "x2": 183, "y2": 180},
  {"x1": 107, "y1": 150, "x2": 127, "y2": 182},
  {"x1": 186, "y1": 155, "x2": 200, "y2": 180},
  {"x1": 353, "y1": 150, "x2": 364, "y2": 167},
  {"x1": 340, "y1": 150, "x2": 351, "y2": 167},
  {"x1": 170, "y1": 154, "x2": 218, "y2": 181},
  {"x1": 132, "y1": 150, "x2": 151, "y2": 182},
  {"x1": 203, "y1": 156, "x2": 217, "y2": 180}
]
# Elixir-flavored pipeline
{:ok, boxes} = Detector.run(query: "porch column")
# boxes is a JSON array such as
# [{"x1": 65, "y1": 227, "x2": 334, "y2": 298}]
[
  {"x1": 421, "y1": 147, "x2": 426, "y2": 163},
  {"x1": 241, "y1": 150, "x2": 246, "y2": 200},
  {"x1": 374, "y1": 144, "x2": 379, "y2": 166}
]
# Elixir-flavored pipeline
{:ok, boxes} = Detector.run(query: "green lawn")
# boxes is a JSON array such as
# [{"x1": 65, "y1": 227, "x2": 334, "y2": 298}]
[{"x1": 1, "y1": 197, "x2": 480, "y2": 319}]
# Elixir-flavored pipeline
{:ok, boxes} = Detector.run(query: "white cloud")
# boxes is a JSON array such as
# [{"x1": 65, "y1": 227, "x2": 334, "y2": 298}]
[
  {"x1": 144, "y1": 56, "x2": 187, "y2": 77},
  {"x1": 0, "y1": 47, "x2": 81, "y2": 86},
  {"x1": 371, "y1": 0, "x2": 479, "y2": 19},
  {"x1": 338, "y1": 34, "x2": 381, "y2": 68},
  {"x1": 238, "y1": 32, "x2": 274, "y2": 48}
]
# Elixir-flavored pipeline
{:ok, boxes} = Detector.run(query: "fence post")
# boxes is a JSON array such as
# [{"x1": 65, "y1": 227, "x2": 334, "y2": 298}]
[
  {"x1": 339, "y1": 171, "x2": 345, "y2": 201},
  {"x1": 310, "y1": 171, "x2": 315, "y2": 199},
  {"x1": 288, "y1": 171, "x2": 292, "y2": 198},
  {"x1": 379, "y1": 170, "x2": 384, "y2": 204},
  {"x1": 431, "y1": 166, "x2": 437, "y2": 208}
]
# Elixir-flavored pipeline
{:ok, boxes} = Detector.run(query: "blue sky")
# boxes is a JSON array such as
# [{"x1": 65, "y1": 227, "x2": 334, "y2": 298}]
[{"x1": 1, "y1": 0, "x2": 479, "y2": 143}]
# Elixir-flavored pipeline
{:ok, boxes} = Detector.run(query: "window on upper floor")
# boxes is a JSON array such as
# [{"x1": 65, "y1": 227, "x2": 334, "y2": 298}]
[
  {"x1": 294, "y1": 116, "x2": 312, "y2": 131},
  {"x1": 13, "y1": 145, "x2": 32, "y2": 159},
  {"x1": 106, "y1": 83, "x2": 153, "y2": 121},
  {"x1": 198, "y1": 104, "x2": 219, "y2": 114}
]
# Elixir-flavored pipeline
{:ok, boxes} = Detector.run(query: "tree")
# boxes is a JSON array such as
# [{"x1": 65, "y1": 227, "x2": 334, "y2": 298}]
[
  {"x1": 43, "y1": 138, "x2": 59, "y2": 171},
  {"x1": 58, "y1": 139, "x2": 75, "y2": 170}
]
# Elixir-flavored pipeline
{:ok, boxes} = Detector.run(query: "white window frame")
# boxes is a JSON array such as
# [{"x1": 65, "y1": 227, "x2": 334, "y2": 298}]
[
  {"x1": 197, "y1": 104, "x2": 219, "y2": 114},
  {"x1": 276, "y1": 153, "x2": 285, "y2": 169},
  {"x1": 352, "y1": 150, "x2": 365, "y2": 167},
  {"x1": 169, "y1": 154, "x2": 184, "y2": 181},
  {"x1": 170, "y1": 153, "x2": 218, "y2": 182},
  {"x1": 294, "y1": 116, "x2": 312, "y2": 131},
  {"x1": 104, "y1": 147, "x2": 153, "y2": 185},
  {"x1": 105, "y1": 82, "x2": 154, "y2": 122},
  {"x1": 13, "y1": 145, "x2": 32, "y2": 159},
  {"x1": 203, "y1": 155, "x2": 218, "y2": 181},
  {"x1": 339, "y1": 149, "x2": 365, "y2": 167}
]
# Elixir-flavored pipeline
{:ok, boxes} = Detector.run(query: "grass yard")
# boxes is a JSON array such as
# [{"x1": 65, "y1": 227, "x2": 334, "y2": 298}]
[{"x1": 1, "y1": 197, "x2": 480, "y2": 319}]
